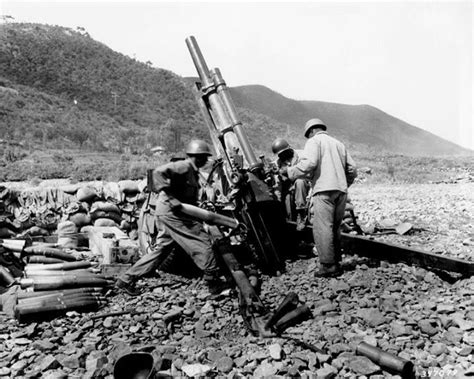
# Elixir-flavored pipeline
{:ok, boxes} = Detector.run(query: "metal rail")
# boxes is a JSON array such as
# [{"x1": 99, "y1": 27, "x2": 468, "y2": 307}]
[{"x1": 288, "y1": 222, "x2": 474, "y2": 276}]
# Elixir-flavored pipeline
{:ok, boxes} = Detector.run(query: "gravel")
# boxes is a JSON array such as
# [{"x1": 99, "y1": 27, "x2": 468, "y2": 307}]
[{"x1": 0, "y1": 182, "x2": 472, "y2": 378}]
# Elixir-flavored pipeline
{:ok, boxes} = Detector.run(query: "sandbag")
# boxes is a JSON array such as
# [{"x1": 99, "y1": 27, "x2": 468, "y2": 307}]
[
  {"x1": 94, "y1": 218, "x2": 117, "y2": 227},
  {"x1": 90, "y1": 201, "x2": 120, "y2": 214},
  {"x1": 119, "y1": 220, "x2": 131, "y2": 232},
  {"x1": 22, "y1": 226, "x2": 49, "y2": 237},
  {"x1": 57, "y1": 221, "x2": 79, "y2": 249},
  {"x1": 0, "y1": 227, "x2": 15, "y2": 238},
  {"x1": 61, "y1": 184, "x2": 80, "y2": 195},
  {"x1": 77, "y1": 186, "x2": 98, "y2": 203},
  {"x1": 80, "y1": 225, "x2": 95, "y2": 234},
  {"x1": 89, "y1": 210, "x2": 122, "y2": 224},
  {"x1": 65, "y1": 202, "x2": 87, "y2": 215},
  {"x1": 37, "y1": 210, "x2": 60, "y2": 231},
  {"x1": 118, "y1": 180, "x2": 139, "y2": 194},
  {"x1": 57, "y1": 221, "x2": 77, "y2": 235},
  {"x1": 68, "y1": 212, "x2": 91, "y2": 228}
]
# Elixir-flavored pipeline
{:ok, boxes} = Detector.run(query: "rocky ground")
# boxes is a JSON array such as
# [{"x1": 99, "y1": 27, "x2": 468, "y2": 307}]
[
  {"x1": 0, "y1": 182, "x2": 473, "y2": 378},
  {"x1": 350, "y1": 182, "x2": 474, "y2": 261}
]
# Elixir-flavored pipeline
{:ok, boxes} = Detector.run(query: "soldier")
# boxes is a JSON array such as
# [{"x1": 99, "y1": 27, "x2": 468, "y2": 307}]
[
  {"x1": 116, "y1": 139, "x2": 229, "y2": 296},
  {"x1": 272, "y1": 138, "x2": 310, "y2": 231},
  {"x1": 280, "y1": 119, "x2": 357, "y2": 277}
]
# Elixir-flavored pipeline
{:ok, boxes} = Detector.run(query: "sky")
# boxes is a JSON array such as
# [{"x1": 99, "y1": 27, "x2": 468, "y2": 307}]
[{"x1": 2, "y1": 0, "x2": 473, "y2": 150}]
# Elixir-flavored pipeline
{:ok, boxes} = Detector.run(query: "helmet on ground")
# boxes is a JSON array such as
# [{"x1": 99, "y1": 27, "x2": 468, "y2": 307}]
[
  {"x1": 304, "y1": 118, "x2": 327, "y2": 138},
  {"x1": 185, "y1": 140, "x2": 212, "y2": 156},
  {"x1": 271, "y1": 138, "x2": 292, "y2": 156}
]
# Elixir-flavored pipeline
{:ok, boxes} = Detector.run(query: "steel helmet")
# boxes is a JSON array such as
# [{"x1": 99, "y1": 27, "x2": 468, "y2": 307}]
[
  {"x1": 185, "y1": 139, "x2": 212, "y2": 156},
  {"x1": 304, "y1": 118, "x2": 327, "y2": 138},
  {"x1": 271, "y1": 138, "x2": 292, "y2": 156}
]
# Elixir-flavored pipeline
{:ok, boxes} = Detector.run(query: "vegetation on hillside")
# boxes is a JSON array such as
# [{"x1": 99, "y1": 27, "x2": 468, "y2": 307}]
[
  {"x1": 0, "y1": 23, "x2": 206, "y2": 152},
  {"x1": 0, "y1": 22, "x2": 470, "y2": 183}
]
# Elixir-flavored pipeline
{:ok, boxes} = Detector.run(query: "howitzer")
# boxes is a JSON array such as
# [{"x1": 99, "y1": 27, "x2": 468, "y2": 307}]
[
  {"x1": 186, "y1": 36, "x2": 288, "y2": 274},
  {"x1": 184, "y1": 37, "x2": 313, "y2": 337}
]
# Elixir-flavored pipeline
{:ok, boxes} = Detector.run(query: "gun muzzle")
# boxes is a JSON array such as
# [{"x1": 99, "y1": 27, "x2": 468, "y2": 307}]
[{"x1": 356, "y1": 342, "x2": 415, "y2": 378}]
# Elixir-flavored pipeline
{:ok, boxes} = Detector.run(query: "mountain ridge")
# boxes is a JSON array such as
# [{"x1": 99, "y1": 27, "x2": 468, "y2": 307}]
[
  {"x1": 0, "y1": 22, "x2": 470, "y2": 159},
  {"x1": 229, "y1": 84, "x2": 470, "y2": 156}
]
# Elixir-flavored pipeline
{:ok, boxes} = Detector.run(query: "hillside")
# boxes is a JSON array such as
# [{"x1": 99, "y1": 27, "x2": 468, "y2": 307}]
[
  {"x1": 230, "y1": 85, "x2": 471, "y2": 156},
  {"x1": 0, "y1": 22, "x2": 471, "y2": 182},
  {"x1": 0, "y1": 23, "x2": 207, "y2": 153}
]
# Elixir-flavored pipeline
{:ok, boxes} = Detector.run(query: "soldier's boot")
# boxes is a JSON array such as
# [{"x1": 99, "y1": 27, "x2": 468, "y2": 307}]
[
  {"x1": 204, "y1": 272, "x2": 232, "y2": 296},
  {"x1": 314, "y1": 263, "x2": 343, "y2": 278}
]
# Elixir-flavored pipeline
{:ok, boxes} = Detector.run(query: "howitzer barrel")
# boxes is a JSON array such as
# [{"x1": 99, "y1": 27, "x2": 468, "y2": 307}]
[
  {"x1": 211, "y1": 68, "x2": 259, "y2": 169},
  {"x1": 185, "y1": 36, "x2": 259, "y2": 168},
  {"x1": 185, "y1": 36, "x2": 214, "y2": 90},
  {"x1": 356, "y1": 342, "x2": 414, "y2": 378}
]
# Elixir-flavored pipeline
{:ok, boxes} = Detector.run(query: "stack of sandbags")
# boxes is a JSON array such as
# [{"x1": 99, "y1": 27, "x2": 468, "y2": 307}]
[
  {"x1": 65, "y1": 202, "x2": 91, "y2": 229},
  {"x1": 90, "y1": 201, "x2": 122, "y2": 227},
  {"x1": 1, "y1": 180, "x2": 147, "y2": 242}
]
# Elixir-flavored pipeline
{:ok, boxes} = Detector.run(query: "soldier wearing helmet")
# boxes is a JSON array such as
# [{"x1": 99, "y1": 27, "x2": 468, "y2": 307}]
[
  {"x1": 116, "y1": 139, "x2": 229, "y2": 296},
  {"x1": 271, "y1": 138, "x2": 310, "y2": 231},
  {"x1": 280, "y1": 118, "x2": 357, "y2": 278}
]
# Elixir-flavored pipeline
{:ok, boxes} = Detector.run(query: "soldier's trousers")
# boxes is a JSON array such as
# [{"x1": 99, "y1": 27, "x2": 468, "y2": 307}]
[
  {"x1": 294, "y1": 179, "x2": 310, "y2": 210},
  {"x1": 284, "y1": 179, "x2": 310, "y2": 218},
  {"x1": 120, "y1": 212, "x2": 218, "y2": 284},
  {"x1": 312, "y1": 190, "x2": 347, "y2": 266}
]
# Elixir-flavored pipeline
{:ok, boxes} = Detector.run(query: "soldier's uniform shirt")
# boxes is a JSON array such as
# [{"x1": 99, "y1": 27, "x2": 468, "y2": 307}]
[
  {"x1": 287, "y1": 131, "x2": 357, "y2": 194},
  {"x1": 287, "y1": 131, "x2": 357, "y2": 266},
  {"x1": 121, "y1": 159, "x2": 218, "y2": 284},
  {"x1": 275, "y1": 150, "x2": 310, "y2": 212}
]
